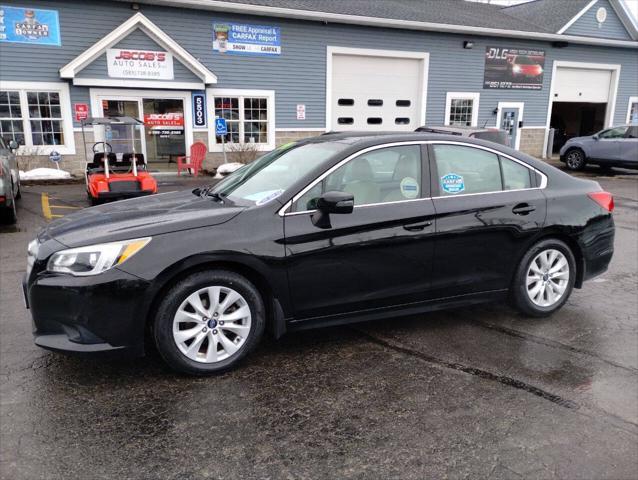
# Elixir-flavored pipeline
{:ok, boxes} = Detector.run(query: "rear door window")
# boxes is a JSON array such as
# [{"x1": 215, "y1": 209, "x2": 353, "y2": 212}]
[
  {"x1": 433, "y1": 145, "x2": 502, "y2": 195},
  {"x1": 500, "y1": 156, "x2": 532, "y2": 190}
]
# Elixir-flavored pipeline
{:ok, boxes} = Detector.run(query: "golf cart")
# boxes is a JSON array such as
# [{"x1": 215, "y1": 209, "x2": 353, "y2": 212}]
[{"x1": 82, "y1": 116, "x2": 158, "y2": 205}]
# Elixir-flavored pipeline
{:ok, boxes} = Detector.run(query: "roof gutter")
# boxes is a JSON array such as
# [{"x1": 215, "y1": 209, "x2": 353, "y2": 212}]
[{"x1": 123, "y1": 0, "x2": 638, "y2": 48}]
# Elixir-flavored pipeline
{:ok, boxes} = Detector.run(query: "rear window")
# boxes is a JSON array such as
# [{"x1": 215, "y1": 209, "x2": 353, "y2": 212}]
[{"x1": 470, "y1": 130, "x2": 509, "y2": 146}]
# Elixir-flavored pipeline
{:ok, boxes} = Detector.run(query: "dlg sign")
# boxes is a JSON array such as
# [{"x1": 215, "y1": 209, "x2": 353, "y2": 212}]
[{"x1": 192, "y1": 92, "x2": 207, "y2": 128}]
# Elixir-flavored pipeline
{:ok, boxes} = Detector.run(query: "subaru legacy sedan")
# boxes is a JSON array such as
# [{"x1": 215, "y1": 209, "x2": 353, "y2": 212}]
[{"x1": 24, "y1": 133, "x2": 615, "y2": 375}]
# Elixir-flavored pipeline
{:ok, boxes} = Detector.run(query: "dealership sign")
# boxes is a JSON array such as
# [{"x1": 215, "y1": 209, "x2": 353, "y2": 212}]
[
  {"x1": 213, "y1": 22, "x2": 281, "y2": 56},
  {"x1": 483, "y1": 46, "x2": 545, "y2": 90},
  {"x1": 144, "y1": 112, "x2": 184, "y2": 137},
  {"x1": 0, "y1": 6, "x2": 61, "y2": 45},
  {"x1": 106, "y1": 49, "x2": 174, "y2": 80}
]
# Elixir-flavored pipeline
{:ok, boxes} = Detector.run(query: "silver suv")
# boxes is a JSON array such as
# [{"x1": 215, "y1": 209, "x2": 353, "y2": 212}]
[
  {"x1": 0, "y1": 138, "x2": 21, "y2": 224},
  {"x1": 560, "y1": 125, "x2": 638, "y2": 171}
]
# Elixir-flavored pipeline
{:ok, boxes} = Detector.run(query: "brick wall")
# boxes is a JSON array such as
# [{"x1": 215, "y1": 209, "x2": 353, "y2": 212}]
[{"x1": 519, "y1": 128, "x2": 546, "y2": 158}]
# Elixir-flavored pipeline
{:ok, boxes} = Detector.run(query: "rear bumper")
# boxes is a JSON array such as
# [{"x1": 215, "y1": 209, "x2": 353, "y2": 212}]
[
  {"x1": 580, "y1": 215, "x2": 615, "y2": 283},
  {"x1": 95, "y1": 190, "x2": 154, "y2": 200},
  {"x1": 25, "y1": 268, "x2": 151, "y2": 357}
]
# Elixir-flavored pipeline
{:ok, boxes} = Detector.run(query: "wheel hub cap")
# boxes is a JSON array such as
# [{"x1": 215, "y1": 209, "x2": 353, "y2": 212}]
[
  {"x1": 172, "y1": 286, "x2": 252, "y2": 364},
  {"x1": 526, "y1": 249, "x2": 570, "y2": 308}
]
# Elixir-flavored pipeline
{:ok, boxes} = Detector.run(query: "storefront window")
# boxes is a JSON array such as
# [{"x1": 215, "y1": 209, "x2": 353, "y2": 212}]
[
  {"x1": 0, "y1": 91, "x2": 25, "y2": 145},
  {"x1": 214, "y1": 96, "x2": 268, "y2": 144},
  {"x1": 1, "y1": 83, "x2": 73, "y2": 152},
  {"x1": 27, "y1": 91, "x2": 64, "y2": 146}
]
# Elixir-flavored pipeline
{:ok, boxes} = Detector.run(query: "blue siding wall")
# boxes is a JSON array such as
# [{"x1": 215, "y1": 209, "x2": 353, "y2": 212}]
[
  {"x1": 76, "y1": 29, "x2": 202, "y2": 83},
  {"x1": 0, "y1": 0, "x2": 636, "y2": 130},
  {"x1": 565, "y1": 0, "x2": 632, "y2": 41}
]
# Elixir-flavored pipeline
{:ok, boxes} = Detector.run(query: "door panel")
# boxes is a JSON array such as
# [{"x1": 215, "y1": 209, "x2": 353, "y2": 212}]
[
  {"x1": 429, "y1": 144, "x2": 546, "y2": 297},
  {"x1": 284, "y1": 201, "x2": 436, "y2": 319}
]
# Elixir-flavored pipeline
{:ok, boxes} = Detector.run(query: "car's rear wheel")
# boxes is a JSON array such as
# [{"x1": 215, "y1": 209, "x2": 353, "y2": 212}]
[
  {"x1": 153, "y1": 270, "x2": 265, "y2": 375},
  {"x1": 565, "y1": 148, "x2": 586, "y2": 171},
  {"x1": 1, "y1": 186, "x2": 17, "y2": 224},
  {"x1": 511, "y1": 239, "x2": 576, "y2": 317}
]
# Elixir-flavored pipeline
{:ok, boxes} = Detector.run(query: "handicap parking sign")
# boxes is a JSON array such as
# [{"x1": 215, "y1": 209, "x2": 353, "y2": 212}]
[{"x1": 215, "y1": 118, "x2": 228, "y2": 136}]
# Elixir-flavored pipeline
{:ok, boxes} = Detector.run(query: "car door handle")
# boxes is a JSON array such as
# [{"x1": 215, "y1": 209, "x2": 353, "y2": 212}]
[
  {"x1": 512, "y1": 203, "x2": 536, "y2": 215},
  {"x1": 403, "y1": 220, "x2": 433, "y2": 231}
]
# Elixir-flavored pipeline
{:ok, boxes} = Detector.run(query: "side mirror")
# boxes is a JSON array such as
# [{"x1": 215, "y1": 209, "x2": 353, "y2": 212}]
[
  {"x1": 8, "y1": 140, "x2": 18, "y2": 150},
  {"x1": 592, "y1": 135, "x2": 599, "y2": 141},
  {"x1": 311, "y1": 191, "x2": 354, "y2": 228}
]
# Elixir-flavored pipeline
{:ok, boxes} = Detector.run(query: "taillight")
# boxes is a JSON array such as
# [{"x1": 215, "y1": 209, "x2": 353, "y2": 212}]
[{"x1": 588, "y1": 191, "x2": 614, "y2": 212}]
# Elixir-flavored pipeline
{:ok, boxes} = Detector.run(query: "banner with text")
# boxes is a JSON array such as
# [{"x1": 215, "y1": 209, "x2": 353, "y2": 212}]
[
  {"x1": 483, "y1": 46, "x2": 545, "y2": 90},
  {"x1": 213, "y1": 22, "x2": 281, "y2": 56},
  {"x1": 0, "y1": 6, "x2": 61, "y2": 45}
]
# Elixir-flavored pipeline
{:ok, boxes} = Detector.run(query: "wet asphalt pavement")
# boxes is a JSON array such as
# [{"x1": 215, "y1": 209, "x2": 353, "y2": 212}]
[{"x1": 1, "y1": 167, "x2": 637, "y2": 479}]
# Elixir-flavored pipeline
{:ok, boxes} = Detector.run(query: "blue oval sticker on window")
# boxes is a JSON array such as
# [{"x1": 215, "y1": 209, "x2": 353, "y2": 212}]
[{"x1": 441, "y1": 173, "x2": 465, "y2": 194}]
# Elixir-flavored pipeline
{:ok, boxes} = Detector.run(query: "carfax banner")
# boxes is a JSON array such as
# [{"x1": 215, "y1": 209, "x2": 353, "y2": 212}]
[
  {"x1": 0, "y1": 6, "x2": 61, "y2": 45},
  {"x1": 483, "y1": 46, "x2": 545, "y2": 90},
  {"x1": 213, "y1": 22, "x2": 281, "y2": 56}
]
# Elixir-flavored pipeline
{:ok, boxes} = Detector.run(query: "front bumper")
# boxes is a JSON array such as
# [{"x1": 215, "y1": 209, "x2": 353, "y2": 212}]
[{"x1": 25, "y1": 267, "x2": 151, "y2": 356}]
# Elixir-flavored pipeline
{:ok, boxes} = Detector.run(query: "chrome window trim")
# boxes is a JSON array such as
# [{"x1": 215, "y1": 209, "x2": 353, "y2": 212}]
[{"x1": 277, "y1": 140, "x2": 547, "y2": 216}]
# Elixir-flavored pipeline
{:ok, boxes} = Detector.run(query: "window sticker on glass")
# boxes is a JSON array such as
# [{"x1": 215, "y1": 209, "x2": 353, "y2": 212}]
[
  {"x1": 247, "y1": 189, "x2": 285, "y2": 205},
  {"x1": 441, "y1": 173, "x2": 465, "y2": 194},
  {"x1": 400, "y1": 177, "x2": 419, "y2": 199}
]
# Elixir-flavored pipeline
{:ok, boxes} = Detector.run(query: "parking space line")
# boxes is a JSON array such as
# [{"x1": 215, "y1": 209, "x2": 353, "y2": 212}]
[
  {"x1": 48, "y1": 205, "x2": 81, "y2": 210},
  {"x1": 41, "y1": 193, "x2": 63, "y2": 220}
]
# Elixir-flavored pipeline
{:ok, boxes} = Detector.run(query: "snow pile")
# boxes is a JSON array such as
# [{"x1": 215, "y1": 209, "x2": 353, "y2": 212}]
[
  {"x1": 215, "y1": 162, "x2": 244, "y2": 178},
  {"x1": 20, "y1": 168, "x2": 72, "y2": 181}
]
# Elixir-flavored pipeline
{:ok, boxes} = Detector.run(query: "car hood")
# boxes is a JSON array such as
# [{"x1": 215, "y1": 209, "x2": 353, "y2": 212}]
[
  {"x1": 566, "y1": 135, "x2": 594, "y2": 144},
  {"x1": 39, "y1": 190, "x2": 245, "y2": 248}
]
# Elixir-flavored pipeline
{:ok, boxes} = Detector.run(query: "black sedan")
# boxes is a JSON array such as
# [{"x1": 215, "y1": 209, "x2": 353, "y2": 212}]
[{"x1": 24, "y1": 133, "x2": 615, "y2": 375}]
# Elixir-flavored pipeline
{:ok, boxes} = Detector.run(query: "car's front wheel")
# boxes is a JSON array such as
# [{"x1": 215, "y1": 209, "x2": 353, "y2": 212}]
[
  {"x1": 153, "y1": 270, "x2": 265, "y2": 375},
  {"x1": 511, "y1": 239, "x2": 576, "y2": 317},
  {"x1": 0, "y1": 185, "x2": 17, "y2": 224},
  {"x1": 565, "y1": 148, "x2": 586, "y2": 171}
]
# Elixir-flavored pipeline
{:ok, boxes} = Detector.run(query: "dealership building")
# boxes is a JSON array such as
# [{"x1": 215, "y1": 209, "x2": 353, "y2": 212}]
[{"x1": 0, "y1": 0, "x2": 637, "y2": 173}]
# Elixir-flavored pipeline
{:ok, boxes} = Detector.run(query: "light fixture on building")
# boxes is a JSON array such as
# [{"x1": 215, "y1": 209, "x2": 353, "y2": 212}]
[
  {"x1": 463, "y1": 41, "x2": 474, "y2": 49},
  {"x1": 131, "y1": 3, "x2": 140, "y2": 10},
  {"x1": 552, "y1": 41, "x2": 569, "y2": 48}
]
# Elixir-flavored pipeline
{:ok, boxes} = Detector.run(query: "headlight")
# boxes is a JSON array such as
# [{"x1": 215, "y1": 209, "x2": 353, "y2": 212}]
[
  {"x1": 46, "y1": 237, "x2": 151, "y2": 276},
  {"x1": 512, "y1": 65, "x2": 522, "y2": 73},
  {"x1": 26, "y1": 238, "x2": 39, "y2": 276}
]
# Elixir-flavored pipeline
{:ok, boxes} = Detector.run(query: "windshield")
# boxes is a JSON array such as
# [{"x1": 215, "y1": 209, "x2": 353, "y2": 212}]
[
  {"x1": 210, "y1": 141, "x2": 348, "y2": 205},
  {"x1": 514, "y1": 56, "x2": 536, "y2": 65}
]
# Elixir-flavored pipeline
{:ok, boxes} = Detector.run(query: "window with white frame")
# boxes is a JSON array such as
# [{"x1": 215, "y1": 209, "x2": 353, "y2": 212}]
[
  {"x1": 207, "y1": 89, "x2": 275, "y2": 151},
  {"x1": 445, "y1": 92, "x2": 480, "y2": 127},
  {"x1": 627, "y1": 96, "x2": 638, "y2": 124},
  {"x1": 0, "y1": 82, "x2": 74, "y2": 153}
]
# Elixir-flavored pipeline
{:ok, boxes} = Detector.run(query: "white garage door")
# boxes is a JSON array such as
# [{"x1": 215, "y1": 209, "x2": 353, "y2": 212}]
[
  {"x1": 330, "y1": 53, "x2": 424, "y2": 131},
  {"x1": 553, "y1": 67, "x2": 612, "y2": 103}
]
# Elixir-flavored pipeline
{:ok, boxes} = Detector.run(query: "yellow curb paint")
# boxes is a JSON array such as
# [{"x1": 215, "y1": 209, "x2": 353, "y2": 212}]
[{"x1": 41, "y1": 193, "x2": 52, "y2": 220}]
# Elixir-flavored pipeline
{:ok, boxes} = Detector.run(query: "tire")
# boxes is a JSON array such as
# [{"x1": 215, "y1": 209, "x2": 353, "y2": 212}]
[
  {"x1": 14, "y1": 181, "x2": 21, "y2": 200},
  {"x1": 0, "y1": 187, "x2": 17, "y2": 225},
  {"x1": 153, "y1": 270, "x2": 265, "y2": 375},
  {"x1": 565, "y1": 148, "x2": 586, "y2": 171},
  {"x1": 511, "y1": 239, "x2": 576, "y2": 317}
]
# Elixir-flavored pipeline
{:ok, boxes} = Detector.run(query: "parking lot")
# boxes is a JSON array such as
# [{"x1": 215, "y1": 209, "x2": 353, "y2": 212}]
[{"x1": 1, "y1": 166, "x2": 637, "y2": 479}]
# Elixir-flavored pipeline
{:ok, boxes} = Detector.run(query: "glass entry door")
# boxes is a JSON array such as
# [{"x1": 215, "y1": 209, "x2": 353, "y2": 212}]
[
  {"x1": 101, "y1": 99, "x2": 143, "y2": 155},
  {"x1": 98, "y1": 96, "x2": 187, "y2": 164},
  {"x1": 142, "y1": 98, "x2": 186, "y2": 163}
]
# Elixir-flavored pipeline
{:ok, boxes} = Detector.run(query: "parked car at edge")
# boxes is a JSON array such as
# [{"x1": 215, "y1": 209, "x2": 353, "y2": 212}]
[
  {"x1": 24, "y1": 133, "x2": 615, "y2": 375},
  {"x1": 415, "y1": 125, "x2": 509, "y2": 146},
  {"x1": 0, "y1": 138, "x2": 21, "y2": 224},
  {"x1": 560, "y1": 124, "x2": 638, "y2": 171}
]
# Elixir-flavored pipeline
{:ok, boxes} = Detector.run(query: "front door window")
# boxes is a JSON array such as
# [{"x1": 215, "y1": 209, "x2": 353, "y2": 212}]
[{"x1": 101, "y1": 100, "x2": 143, "y2": 154}]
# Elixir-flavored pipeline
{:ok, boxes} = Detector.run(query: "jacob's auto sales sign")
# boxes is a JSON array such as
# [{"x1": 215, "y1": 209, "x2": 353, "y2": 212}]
[
  {"x1": 144, "y1": 113, "x2": 184, "y2": 137},
  {"x1": 107, "y1": 49, "x2": 174, "y2": 80}
]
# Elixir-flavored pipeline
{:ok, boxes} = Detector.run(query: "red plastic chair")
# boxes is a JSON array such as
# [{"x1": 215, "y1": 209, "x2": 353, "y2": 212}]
[{"x1": 177, "y1": 142, "x2": 207, "y2": 176}]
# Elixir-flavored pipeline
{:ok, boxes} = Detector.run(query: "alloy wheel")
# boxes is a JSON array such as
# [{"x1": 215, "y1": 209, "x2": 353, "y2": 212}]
[
  {"x1": 172, "y1": 286, "x2": 252, "y2": 363},
  {"x1": 526, "y1": 249, "x2": 570, "y2": 307},
  {"x1": 566, "y1": 151, "x2": 584, "y2": 170}
]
